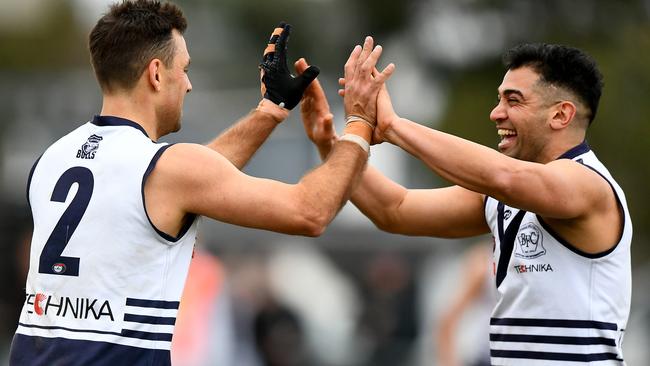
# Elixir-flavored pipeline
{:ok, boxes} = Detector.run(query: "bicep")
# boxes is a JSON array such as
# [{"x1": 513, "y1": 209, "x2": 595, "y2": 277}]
[
  {"x1": 157, "y1": 143, "x2": 308, "y2": 233},
  {"x1": 392, "y1": 185, "x2": 489, "y2": 238},
  {"x1": 495, "y1": 159, "x2": 612, "y2": 219}
]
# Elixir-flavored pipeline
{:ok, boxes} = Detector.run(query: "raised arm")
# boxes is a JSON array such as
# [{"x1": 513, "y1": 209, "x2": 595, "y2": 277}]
[
  {"x1": 207, "y1": 22, "x2": 319, "y2": 169},
  {"x1": 145, "y1": 35, "x2": 394, "y2": 238},
  {"x1": 298, "y1": 56, "x2": 488, "y2": 238},
  {"x1": 373, "y1": 81, "x2": 619, "y2": 252}
]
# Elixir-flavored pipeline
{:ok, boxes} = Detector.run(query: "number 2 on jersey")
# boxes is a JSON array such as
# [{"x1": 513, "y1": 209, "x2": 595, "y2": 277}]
[{"x1": 39, "y1": 167, "x2": 94, "y2": 276}]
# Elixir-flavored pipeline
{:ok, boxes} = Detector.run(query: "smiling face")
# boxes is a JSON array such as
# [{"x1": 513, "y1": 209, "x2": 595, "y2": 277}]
[{"x1": 489, "y1": 67, "x2": 557, "y2": 162}]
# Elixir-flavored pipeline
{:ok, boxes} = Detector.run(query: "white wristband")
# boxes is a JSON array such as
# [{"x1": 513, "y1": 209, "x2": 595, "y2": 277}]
[{"x1": 339, "y1": 133, "x2": 370, "y2": 155}]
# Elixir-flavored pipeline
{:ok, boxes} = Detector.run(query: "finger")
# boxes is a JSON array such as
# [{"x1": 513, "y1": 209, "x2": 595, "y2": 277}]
[
  {"x1": 294, "y1": 58, "x2": 308, "y2": 74},
  {"x1": 263, "y1": 23, "x2": 284, "y2": 64},
  {"x1": 296, "y1": 58, "x2": 323, "y2": 96},
  {"x1": 338, "y1": 77, "x2": 346, "y2": 87},
  {"x1": 355, "y1": 36, "x2": 374, "y2": 77},
  {"x1": 274, "y1": 23, "x2": 291, "y2": 68},
  {"x1": 338, "y1": 89, "x2": 345, "y2": 97},
  {"x1": 360, "y1": 45, "x2": 383, "y2": 78},
  {"x1": 373, "y1": 62, "x2": 396, "y2": 84},
  {"x1": 296, "y1": 65, "x2": 320, "y2": 89},
  {"x1": 344, "y1": 45, "x2": 362, "y2": 81}
]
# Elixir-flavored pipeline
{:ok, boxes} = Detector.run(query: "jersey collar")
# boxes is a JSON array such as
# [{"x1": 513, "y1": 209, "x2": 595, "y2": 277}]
[
  {"x1": 91, "y1": 115, "x2": 149, "y2": 138},
  {"x1": 556, "y1": 140, "x2": 591, "y2": 160}
]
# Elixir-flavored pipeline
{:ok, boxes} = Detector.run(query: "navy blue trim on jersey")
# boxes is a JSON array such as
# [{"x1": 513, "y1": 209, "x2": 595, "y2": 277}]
[
  {"x1": 9, "y1": 334, "x2": 171, "y2": 366},
  {"x1": 490, "y1": 333, "x2": 617, "y2": 346},
  {"x1": 495, "y1": 203, "x2": 527, "y2": 288},
  {"x1": 490, "y1": 349, "x2": 622, "y2": 362},
  {"x1": 124, "y1": 314, "x2": 176, "y2": 326},
  {"x1": 126, "y1": 298, "x2": 180, "y2": 309},
  {"x1": 91, "y1": 115, "x2": 149, "y2": 138},
  {"x1": 19, "y1": 321, "x2": 173, "y2": 342},
  {"x1": 141, "y1": 144, "x2": 196, "y2": 243},
  {"x1": 18, "y1": 322, "x2": 122, "y2": 336},
  {"x1": 536, "y1": 164, "x2": 625, "y2": 259},
  {"x1": 26, "y1": 154, "x2": 43, "y2": 208},
  {"x1": 556, "y1": 140, "x2": 591, "y2": 160},
  {"x1": 490, "y1": 317, "x2": 618, "y2": 330},
  {"x1": 120, "y1": 329, "x2": 173, "y2": 342}
]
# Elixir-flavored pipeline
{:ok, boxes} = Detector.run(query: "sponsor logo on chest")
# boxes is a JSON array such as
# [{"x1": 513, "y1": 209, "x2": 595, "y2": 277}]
[{"x1": 25, "y1": 293, "x2": 114, "y2": 321}]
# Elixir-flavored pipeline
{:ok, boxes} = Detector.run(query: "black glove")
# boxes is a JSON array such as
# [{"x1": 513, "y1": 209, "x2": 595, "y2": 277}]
[{"x1": 260, "y1": 22, "x2": 320, "y2": 110}]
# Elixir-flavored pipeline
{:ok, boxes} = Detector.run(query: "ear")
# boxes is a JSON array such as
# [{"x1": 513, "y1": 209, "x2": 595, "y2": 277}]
[
  {"x1": 549, "y1": 101, "x2": 576, "y2": 130},
  {"x1": 147, "y1": 59, "x2": 163, "y2": 92}
]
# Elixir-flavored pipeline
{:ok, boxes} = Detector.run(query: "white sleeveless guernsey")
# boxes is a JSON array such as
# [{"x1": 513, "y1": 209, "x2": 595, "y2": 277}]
[
  {"x1": 10, "y1": 116, "x2": 199, "y2": 366},
  {"x1": 485, "y1": 142, "x2": 632, "y2": 365}
]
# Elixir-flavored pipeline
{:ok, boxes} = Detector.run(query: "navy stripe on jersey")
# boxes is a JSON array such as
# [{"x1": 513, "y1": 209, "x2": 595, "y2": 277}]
[
  {"x1": 556, "y1": 140, "x2": 591, "y2": 160},
  {"x1": 491, "y1": 349, "x2": 622, "y2": 362},
  {"x1": 495, "y1": 203, "x2": 527, "y2": 288},
  {"x1": 120, "y1": 329, "x2": 173, "y2": 342},
  {"x1": 491, "y1": 317, "x2": 618, "y2": 330},
  {"x1": 91, "y1": 115, "x2": 149, "y2": 138},
  {"x1": 490, "y1": 333, "x2": 617, "y2": 346},
  {"x1": 123, "y1": 313, "x2": 176, "y2": 326},
  {"x1": 18, "y1": 322, "x2": 122, "y2": 337},
  {"x1": 10, "y1": 333, "x2": 171, "y2": 366},
  {"x1": 125, "y1": 298, "x2": 180, "y2": 309},
  {"x1": 140, "y1": 144, "x2": 197, "y2": 243},
  {"x1": 19, "y1": 322, "x2": 173, "y2": 343}
]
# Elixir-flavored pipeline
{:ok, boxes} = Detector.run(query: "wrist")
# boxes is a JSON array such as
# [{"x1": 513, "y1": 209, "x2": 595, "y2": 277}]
[
  {"x1": 255, "y1": 98, "x2": 289, "y2": 123},
  {"x1": 339, "y1": 134, "x2": 370, "y2": 155},
  {"x1": 381, "y1": 116, "x2": 405, "y2": 144},
  {"x1": 343, "y1": 115, "x2": 374, "y2": 143}
]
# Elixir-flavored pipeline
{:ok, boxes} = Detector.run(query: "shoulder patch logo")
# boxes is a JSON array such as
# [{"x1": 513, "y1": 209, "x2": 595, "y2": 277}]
[
  {"x1": 514, "y1": 222, "x2": 546, "y2": 259},
  {"x1": 77, "y1": 134, "x2": 103, "y2": 159}
]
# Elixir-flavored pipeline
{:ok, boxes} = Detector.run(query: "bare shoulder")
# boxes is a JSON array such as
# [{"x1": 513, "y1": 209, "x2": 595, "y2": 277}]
[
  {"x1": 154, "y1": 143, "x2": 236, "y2": 181},
  {"x1": 545, "y1": 158, "x2": 614, "y2": 210},
  {"x1": 542, "y1": 158, "x2": 622, "y2": 253}
]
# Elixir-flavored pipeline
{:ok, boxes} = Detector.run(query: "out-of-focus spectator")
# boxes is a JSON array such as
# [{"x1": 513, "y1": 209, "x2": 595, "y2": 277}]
[
  {"x1": 435, "y1": 242, "x2": 494, "y2": 366},
  {"x1": 253, "y1": 299, "x2": 309, "y2": 366},
  {"x1": 0, "y1": 207, "x2": 31, "y2": 363},
  {"x1": 357, "y1": 252, "x2": 419, "y2": 366},
  {"x1": 171, "y1": 248, "x2": 236, "y2": 366}
]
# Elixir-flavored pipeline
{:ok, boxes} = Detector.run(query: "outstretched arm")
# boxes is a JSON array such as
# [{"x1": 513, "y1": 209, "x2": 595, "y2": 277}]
[
  {"x1": 146, "y1": 36, "x2": 393, "y2": 238},
  {"x1": 300, "y1": 57, "x2": 488, "y2": 237},
  {"x1": 207, "y1": 22, "x2": 319, "y2": 169}
]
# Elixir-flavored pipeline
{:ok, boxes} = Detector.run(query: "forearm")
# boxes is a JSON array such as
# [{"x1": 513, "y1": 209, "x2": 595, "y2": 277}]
[
  {"x1": 386, "y1": 118, "x2": 511, "y2": 197},
  {"x1": 350, "y1": 166, "x2": 408, "y2": 232},
  {"x1": 297, "y1": 141, "x2": 368, "y2": 233},
  {"x1": 206, "y1": 105, "x2": 285, "y2": 169}
]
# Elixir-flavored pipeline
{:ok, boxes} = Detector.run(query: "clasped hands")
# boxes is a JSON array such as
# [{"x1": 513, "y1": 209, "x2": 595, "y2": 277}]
[{"x1": 258, "y1": 22, "x2": 398, "y2": 153}]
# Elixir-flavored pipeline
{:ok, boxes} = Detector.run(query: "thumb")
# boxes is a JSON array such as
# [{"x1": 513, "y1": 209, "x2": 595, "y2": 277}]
[
  {"x1": 297, "y1": 65, "x2": 320, "y2": 89},
  {"x1": 294, "y1": 58, "x2": 309, "y2": 74}
]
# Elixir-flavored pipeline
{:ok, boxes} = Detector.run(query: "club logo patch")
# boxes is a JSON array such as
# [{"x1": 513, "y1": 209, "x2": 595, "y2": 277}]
[
  {"x1": 52, "y1": 263, "x2": 66, "y2": 274},
  {"x1": 77, "y1": 134, "x2": 103, "y2": 159},
  {"x1": 514, "y1": 222, "x2": 546, "y2": 259}
]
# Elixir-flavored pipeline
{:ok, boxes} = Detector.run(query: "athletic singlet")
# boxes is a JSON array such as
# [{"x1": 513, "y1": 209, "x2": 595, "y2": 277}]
[
  {"x1": 10, "y1": 115, "x2": 199, "y2": 365},
  {"x1": 485, "y1": 142, "x2": 632, "y2": 365}
]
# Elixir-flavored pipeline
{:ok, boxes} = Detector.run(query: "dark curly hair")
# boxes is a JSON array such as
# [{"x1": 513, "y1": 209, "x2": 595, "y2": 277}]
[
  {"x1": 503, "y1": 43, "x2": 603, "y2": 124},
  {"x1": 89, "y1": 0, "x2": 187, "y2": 92}
]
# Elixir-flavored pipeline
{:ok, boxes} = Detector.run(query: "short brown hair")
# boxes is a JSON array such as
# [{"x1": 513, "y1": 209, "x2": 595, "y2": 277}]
[{"x1": 89, "y1": 0, "x2": 187, "y2": 92}]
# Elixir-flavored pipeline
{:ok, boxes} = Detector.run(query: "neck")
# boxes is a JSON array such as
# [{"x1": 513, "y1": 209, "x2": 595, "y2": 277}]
[
  {"x1": 539, "y1": 136, "x2": 586, "y2": 163},
  {"x1": 100, "y1": 92, "x2": 160, "y2": 140}
]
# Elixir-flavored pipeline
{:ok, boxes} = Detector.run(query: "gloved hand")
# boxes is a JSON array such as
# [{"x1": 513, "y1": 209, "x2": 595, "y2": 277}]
[{"x1": 260, "y1": 22, "x2": 320, "y2": 110}]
